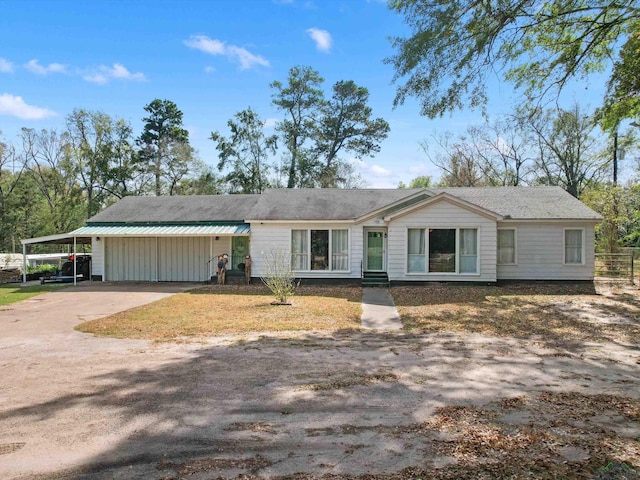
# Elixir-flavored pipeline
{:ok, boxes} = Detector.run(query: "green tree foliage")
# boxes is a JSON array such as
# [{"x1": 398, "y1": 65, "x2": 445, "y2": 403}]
[
  {"x1": 210, "y1": 107, "x2": 277, "y2": 193},
  {"x1": 600, "y1": 28, "x2": 640, "y2": 130},
  {"x1": 398, "y1": 175, "x2": 433, "y2": 189},
  {"x1": 138, "y1": 99, "x2": 190, "y2": 196},
  {"x1": 271, "y1": 66, "x2": 324, "y2": 188},
  {"x1": 171, "y1": 164, "x2": 224, "y2": 195},
  {"x1": 271, "y1": 66, "x2": 389, "y2": 188},
  {"x1": 581, "y1": 184, "x2": 640, "y2": 252},
  {"x1": 66, "y1": 109, "x2": 139, "y2": 217},
  {"x1": 21, "y1": 128, "x2": 86, "y2": 234},
  {"x1": 0, "y1": 134, "x2": 27, "y2": 251},
  {"x1": 316, "y1": 81, "x2": 390, "y2": 187},
  {"x1": 386, "y1": 0, "x2": 639, "y2": 118}
]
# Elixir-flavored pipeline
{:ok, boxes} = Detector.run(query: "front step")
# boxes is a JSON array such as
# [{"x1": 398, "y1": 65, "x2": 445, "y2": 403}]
[{"x1": 362, "y1": 271, "x2": 390, "y2": 288}]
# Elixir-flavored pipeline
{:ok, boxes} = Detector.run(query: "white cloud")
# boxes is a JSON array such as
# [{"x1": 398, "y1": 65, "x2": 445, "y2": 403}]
[
  {"x1": 204, "y1": 65, "x2": 216, "y2": 74},
  {"x1": 24, "y1": 59, "x2": 67, "y2": 75},
  {"x1": 184, "y1": 35, "x2": 270, "y2": 70},
  {"x1": 349, "y1": 158, "x2": 394, "y2": 177},
  {"x1": 306, "y1": 28, "x2": 332, "y2": 52},
  {"x1": 0, "y1": 58, "x2": 14, "y2": 73},
  {"x1": 0, "y1": 94, "x2": 56, "y2": 119},
  {"x1": 370, "y1": 164, "x2": 392, "y2": 176},
  {"x1": 408, "y1": 164, "x2": 432, "y2": 175},
  {"x1": 263, "y1": 117, "x2": 279, "y2": 129},
  {"x1": 83, "y1": 63, "x2": 146, "y2": 84}
]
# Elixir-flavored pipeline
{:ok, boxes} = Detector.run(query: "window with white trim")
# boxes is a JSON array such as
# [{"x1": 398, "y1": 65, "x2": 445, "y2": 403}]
[
  {"x1": 406, "y1": 227, "x2": 478, "y2": 274},
  {"x1": 407, "y1": 228, "x2": 426, "y2": 272},
  {"x1": 497, "y1": 229, "x2": 516, "y2": 265},
  {"x1": 291, "y1": 230, "x2": 308, "y2": 270},
  {"x1": 564, "y1": 229, "x2": 584, "y2": 264},
  {"x1": 459, "y1": 228, "x2": 478, "y2": 273},
  {"x1": 291, "y1": 229, "x2": 349, "y2": 271}
]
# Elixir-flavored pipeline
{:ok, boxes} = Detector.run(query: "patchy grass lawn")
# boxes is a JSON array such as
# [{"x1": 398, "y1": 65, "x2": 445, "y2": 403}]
[
  {"x1": 392, "y1": 282, "x2": 640, "y2": 345},
  {"x1": 76, "y1": 285, "x2": 362, "y2": 340},
  {"x1": 0, "y1": 283, "x2": 68, "y2": 307}
]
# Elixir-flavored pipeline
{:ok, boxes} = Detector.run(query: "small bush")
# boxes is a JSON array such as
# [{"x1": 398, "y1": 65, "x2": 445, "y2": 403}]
[
  {"x1": 260, "y1": 249, "x2": 298, "y2": 304},
  {"x1": 27, "y1": 264, "x2": 59, "y2": 275}
]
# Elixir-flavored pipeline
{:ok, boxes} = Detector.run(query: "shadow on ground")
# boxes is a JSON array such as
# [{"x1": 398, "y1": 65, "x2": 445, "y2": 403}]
[{"x1": 3, "y1": 328, "x2": 639, "y2": 480}]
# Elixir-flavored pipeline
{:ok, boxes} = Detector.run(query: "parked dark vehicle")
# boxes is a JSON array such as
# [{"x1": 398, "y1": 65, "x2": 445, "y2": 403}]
[{"x1": 40, "y1": 255, "x2": 91, "y2": 284}]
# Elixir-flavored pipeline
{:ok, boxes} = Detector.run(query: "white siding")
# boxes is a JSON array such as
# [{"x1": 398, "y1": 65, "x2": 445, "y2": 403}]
[
  {"x1": 91, "y1": 236, "x2": 104, "y2": 279},
  {"x1": 387, "y1": 200, "x2": 497, "y2": 282},
  {"x1": 158, "y1": 237, "x2": 210, "y2": 282},
  {"x1": 497, "y1": 222, "x2": 596, "y2": 280},
  {"x1": 105, "y1": 236, "x2": 211, "y2": 282},
  {"x1": 106, "y1": 237, "x2": 157, "y2": 281},
  {"x1": 249, "y1": 223, "x2": 361, "y2": 279}
]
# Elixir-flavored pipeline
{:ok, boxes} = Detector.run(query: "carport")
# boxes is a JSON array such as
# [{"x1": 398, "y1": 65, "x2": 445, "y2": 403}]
[{"x1": 20, "y1": 233, "x2": 92, "y2": 285}]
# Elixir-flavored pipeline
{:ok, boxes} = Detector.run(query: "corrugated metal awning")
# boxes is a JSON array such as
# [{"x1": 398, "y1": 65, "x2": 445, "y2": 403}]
[{"x1": 71, "y1": 224, "x2": 251, "y2": 237}]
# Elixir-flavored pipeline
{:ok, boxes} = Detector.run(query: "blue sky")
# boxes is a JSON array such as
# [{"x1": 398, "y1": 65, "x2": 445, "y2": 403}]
[{"x1": 0, "y1": 0, "x2": 613, "y2": 187}]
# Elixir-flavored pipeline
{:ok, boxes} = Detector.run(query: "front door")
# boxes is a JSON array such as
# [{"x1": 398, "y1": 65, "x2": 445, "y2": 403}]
[{"x1": 365, "y1": 229, "x2": 386, "y2": 271}]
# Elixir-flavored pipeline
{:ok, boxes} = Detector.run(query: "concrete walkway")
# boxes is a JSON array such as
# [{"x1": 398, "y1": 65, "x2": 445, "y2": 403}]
[{"x1": 361, "y1": 287, "x2": 403, "y2": 331}]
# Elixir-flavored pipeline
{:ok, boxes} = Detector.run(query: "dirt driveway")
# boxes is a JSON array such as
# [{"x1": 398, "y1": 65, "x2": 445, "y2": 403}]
[{"x1": 1, "y1": 284, "x2": 639, "y2": 479}]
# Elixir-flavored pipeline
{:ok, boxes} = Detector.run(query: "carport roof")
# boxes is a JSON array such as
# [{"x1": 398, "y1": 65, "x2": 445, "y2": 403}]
[
  {"x1": 71, "y1": 224, "x2": 251, "y2": 236},
  {"x1": 21, "y1": 232, "x2": 93, "y2": 245}
]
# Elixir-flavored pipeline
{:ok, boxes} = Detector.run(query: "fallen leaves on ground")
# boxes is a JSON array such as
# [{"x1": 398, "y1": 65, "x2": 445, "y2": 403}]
[
  {"x1": 392, "y1": 283, "x2": 640, "y2": 345},
  {"x1": 76, "y1": 285, "x2": 362, "y2": 341}
]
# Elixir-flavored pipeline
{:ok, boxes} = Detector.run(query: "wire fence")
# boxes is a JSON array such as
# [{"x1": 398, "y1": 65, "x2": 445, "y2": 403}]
[{"x1": 594, "y1": 253, "x2": 635, "y2": 283}]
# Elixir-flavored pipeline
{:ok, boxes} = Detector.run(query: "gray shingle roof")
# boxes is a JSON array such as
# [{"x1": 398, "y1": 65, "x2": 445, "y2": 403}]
[
  {"x1": 86, "y1": 186, "x2": 601, "y2": 224},
  {"x1": 430, "y1": 186, "x2": 602, "y2": 220},
  {"x1": 87, "y1": 195, "x2": 260, "y2": 224},
  {"x1": 246, "y1": 189, "x2": 423, "y2": 221},
  {"x1": 249, "y1": 186, "x2": 601, "y2": 221}
]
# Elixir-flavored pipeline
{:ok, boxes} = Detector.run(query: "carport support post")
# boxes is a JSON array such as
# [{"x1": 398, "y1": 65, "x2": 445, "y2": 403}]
[
  {"x1": 22, "y1": 243, "x2": 27, "y2": 285},
  {"x1": 73, "y1": 236, "x2": 77, "y2": 286}
]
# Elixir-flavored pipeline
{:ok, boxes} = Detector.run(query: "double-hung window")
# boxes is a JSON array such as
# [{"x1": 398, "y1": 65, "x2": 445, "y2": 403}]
[
  {"x1": 497, "y1": 229, "x2": 516, "y2": 265},
  {"x1": 407, "y1": 228, "x2": 426, "y2": 273},
  {"x1": 459, "y1": 228, "x2": 478, "y2": 273},
  {"x1": 291, "y1": 230, "x2": 308, "y2": 271},
  {"x1": 564, "y1": 229, "x2": 584, "y2": 264},
  {"x1": 291, "y1": 229, "x2": 349, "y2": 271}
]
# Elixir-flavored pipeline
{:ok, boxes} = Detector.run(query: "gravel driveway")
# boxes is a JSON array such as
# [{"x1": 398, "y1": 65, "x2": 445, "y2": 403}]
[{"x1": 1, "y1": 283, "x2": 639, "y2": 479}]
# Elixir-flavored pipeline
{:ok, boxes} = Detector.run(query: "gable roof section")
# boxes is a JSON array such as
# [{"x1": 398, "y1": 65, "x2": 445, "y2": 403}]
[
  {"x1": 86, "y1": 194, "x2": 260, "y2": 224},
  {"x1": 382, "y1": 192, "x2": 504, "y2": 221}
]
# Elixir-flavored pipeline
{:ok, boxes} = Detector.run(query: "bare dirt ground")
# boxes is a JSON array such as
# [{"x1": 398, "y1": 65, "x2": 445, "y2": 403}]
[{"x1": 1, "y1": 282, "x2": 639, "y2": 479}]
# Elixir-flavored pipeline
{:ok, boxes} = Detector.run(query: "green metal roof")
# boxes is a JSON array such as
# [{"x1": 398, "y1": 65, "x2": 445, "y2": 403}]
[{"x1": 71, "y1": 224, "x2": 250, "y2": 236}]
